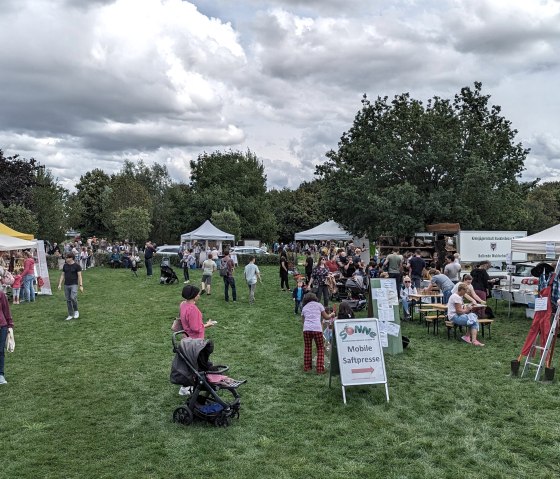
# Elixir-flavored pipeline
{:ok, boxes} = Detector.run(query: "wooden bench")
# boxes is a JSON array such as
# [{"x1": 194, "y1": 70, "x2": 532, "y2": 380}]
[
  {"x1": 478, "y1": 319, "x2": 494, "y2": 339},
  {"x1": 445, "y1": 321, "x2": 463, "y2": 340}
]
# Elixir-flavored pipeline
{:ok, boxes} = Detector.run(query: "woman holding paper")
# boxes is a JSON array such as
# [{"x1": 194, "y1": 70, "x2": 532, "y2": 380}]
[
  {"x1": 179, "y1": 285, "x2": 215, "y2": 339},
  {"x1": 447, "y1": 284, "x2": 484, "y2": 346},
  {"x1": 0, "y1": 289, "x2": 14, "y2": 385}
]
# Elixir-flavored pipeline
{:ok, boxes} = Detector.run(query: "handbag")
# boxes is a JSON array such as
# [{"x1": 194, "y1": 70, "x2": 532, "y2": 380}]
[
  {"x1": 171, "y1": 318, "x2": 182, "y2": 332},
  {"x1": 6, "y1": 328, "x2": 15, "y2": 353}
]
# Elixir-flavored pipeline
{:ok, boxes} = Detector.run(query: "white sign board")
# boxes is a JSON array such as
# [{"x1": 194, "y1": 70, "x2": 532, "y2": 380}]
[
  {"x1": 458, "y1": 231, "x2": 527, "y2": 262},
  {"x1": 333, "y1": 318, "x2": 389, "y2": 403},
  {"x1": 35, "y1": 240, "x2": 52, "y2": 295}
]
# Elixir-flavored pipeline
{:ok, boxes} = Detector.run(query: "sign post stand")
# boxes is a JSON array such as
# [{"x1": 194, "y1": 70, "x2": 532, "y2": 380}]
[{"x1": 332, "y1": 318, "x2": 389, "y2": 404}]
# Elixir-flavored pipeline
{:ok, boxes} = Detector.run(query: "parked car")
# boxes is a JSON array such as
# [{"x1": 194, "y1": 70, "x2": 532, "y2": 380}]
[
  {"x1": 230, "y1": 246, "x2": 269, "y2": 255},
  {"x1": 156, "y1": 245, "x2": 182, "y2": 255},
  {"x1": 501, "y1": 262, "x2": 540, "y2": 290}
]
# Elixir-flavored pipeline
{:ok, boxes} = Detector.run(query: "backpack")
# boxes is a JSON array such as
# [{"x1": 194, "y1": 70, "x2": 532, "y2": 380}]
[{"x1": 219, "y1": 259, "x2": 229, "y2": 277}]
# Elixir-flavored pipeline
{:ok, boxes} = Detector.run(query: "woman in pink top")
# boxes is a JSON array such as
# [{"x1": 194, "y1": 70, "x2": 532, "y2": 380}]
[
  {"x1": 301, "y1": 292, "x2": 335, "y2": 374},
  {"x1": 21, "y1": 250, "x2": 36, "y2": 303},
  {"x1": 179, "y1": 285, "x2": 214, "y2": 339}
]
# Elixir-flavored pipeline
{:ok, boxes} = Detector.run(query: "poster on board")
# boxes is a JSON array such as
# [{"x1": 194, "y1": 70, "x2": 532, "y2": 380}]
[{"x1": 333, "y1": 318, "x2": 389, "y2": 404}]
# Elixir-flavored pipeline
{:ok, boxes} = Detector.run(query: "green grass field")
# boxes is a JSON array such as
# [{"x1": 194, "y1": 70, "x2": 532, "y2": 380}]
[{"x1": 2, "y1": 265, "x2": 560, "y2": 479}]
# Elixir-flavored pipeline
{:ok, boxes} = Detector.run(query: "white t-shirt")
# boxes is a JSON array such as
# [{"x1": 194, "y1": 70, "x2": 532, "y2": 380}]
[
  {"x1": 447, "y1": 293, "x2": 463, "y2": 320},
  {"x1": 302, "y1": 301, "x2": 325, "y2": 332},
  {"x1": 202, "y1": 259, "x2": 216, "y2": 276},
  {"x1": 244, "y1": 263, "x2": 260, "y2": 285}
]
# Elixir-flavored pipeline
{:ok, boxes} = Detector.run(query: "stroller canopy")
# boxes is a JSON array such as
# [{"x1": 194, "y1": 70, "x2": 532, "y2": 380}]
[{"x1": 170, "y1": 338, "x2": 214, "y2": 385}]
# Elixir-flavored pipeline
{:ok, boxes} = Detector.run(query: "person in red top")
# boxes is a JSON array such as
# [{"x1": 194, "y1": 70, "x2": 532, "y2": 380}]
[
  {"x1": 12, "y1": 268, "x2": 23, "y2": 304},
  {"x1": 0, "y1": 289, "x2": 14, "y2": 384},
  {"x1": 21, "y1": 250, "x2": 36, "y2": 303},
  {"x1": 179, "y1": 285, "x2": 215, "y2": 339}
]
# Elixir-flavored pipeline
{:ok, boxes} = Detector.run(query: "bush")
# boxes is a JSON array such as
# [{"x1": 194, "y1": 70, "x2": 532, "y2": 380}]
[{"x1": 235, "y1": 253, "x2": 280, "y2": 266}]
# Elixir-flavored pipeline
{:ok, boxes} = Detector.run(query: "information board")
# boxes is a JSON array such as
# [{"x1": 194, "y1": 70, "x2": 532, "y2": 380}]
[
  {"x1": 333, "y1": 319, "x2": 389, "y2": 403},
  {"x1": 369, "y1": 278, "x2": 403, "y2": 355}
]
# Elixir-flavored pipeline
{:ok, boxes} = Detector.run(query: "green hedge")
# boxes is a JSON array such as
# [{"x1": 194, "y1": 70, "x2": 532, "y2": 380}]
[{"x1": 47, "y1": 252, "x2": 281, "y2": 270}]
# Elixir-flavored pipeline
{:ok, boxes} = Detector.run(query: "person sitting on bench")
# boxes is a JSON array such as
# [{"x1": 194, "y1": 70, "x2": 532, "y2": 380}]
[{"x1": 447, "y1": 284, "x2": 484, "y2": 347}]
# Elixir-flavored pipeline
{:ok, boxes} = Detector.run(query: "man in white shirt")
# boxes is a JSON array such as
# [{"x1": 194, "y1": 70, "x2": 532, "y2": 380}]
[{"x1": 244, "y1": 256, "x2": 261, "y2": 305}]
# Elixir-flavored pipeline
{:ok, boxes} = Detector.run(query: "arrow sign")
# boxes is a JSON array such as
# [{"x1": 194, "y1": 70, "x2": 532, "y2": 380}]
[{"x1": 351, "y1": 367, "x2": 374, "y2": 374}]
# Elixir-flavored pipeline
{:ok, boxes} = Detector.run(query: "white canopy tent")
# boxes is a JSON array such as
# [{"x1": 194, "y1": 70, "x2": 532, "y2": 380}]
[
  {"x1": 511, "y1": 224, "x2": 560, "y2": 256},
  {"x1": 180, "y1": 220, "x2": 235, "y2": 242},
  {"x1": 180, "y1": 220, "x2": 235, "y2": 260},
  {"x1": 294, "y1": 220, "x2": 353, "y2": 241},
  {"x1": 0, "y1": 234, "x2": 36, "y2": 251}
]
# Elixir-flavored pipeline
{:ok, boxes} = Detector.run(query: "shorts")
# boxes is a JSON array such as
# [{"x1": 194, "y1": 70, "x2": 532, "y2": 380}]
[{"x1": 202, "y1": 274, "x2": 212, "y2": 285}]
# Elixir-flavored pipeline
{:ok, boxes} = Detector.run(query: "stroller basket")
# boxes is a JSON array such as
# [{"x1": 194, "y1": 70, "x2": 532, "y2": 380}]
[{"x1": 170, "y1": 332, "x2": 246, "y2": 427}]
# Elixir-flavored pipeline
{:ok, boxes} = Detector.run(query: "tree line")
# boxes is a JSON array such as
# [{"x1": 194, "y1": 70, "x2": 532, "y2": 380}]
[{"x1": 1, "y1": 83, "x2": 558, "y2": 245}]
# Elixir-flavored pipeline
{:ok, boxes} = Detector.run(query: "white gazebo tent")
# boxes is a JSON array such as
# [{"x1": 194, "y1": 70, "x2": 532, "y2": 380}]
[
  {"x1": 180, "y1": 220, "x2": 235, "y2": 257},
  {"x1": 294, "y1": 220, "x2": 353, "y2": 241},
  {"x1": 511, "y1": 224, "x2": 560, "y2": 256},
  {"x1": 506, "y1": 224, "x2": 560, "y2": 316},
  {"x1": 0, "y1": 234, "x2": 36, "y2": 251}
]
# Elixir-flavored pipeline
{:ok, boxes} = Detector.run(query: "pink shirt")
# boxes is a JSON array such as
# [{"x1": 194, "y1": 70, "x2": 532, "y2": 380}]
[
  {"x1": 12, "y1": 274, "x2": 23, "y2": 289},
  {"x1": 301, "y1": 301, "x2": 325, "y2": 332},
  {"x1": 22, "y1": 257, "x2": 35, "y2": 277},
  {"x1": 179, "y1": 302, "x2": 204, "y2": 339}
]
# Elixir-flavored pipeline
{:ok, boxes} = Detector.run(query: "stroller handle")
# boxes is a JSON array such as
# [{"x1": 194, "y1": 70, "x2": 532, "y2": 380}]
[{"x1": 172, "y1": 330, "x2": 188, "y2": 351}]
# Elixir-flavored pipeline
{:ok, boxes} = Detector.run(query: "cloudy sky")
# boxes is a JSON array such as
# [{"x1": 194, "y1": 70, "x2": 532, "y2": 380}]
[{"x1": 1, "y1": 0, "x2": 560, "y2": 191}]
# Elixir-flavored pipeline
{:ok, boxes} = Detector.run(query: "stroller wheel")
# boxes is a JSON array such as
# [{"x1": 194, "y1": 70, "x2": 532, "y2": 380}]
[
  {"x1": 214, "y1": 414, "x2": 231, "y2": 428},
  {"x1": 173, "y1": 406, "x2": 193, "y2": 426}
]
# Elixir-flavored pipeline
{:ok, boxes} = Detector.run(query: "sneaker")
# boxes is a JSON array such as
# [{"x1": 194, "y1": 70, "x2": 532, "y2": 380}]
[
  {"x1": 179, "y1": 386, "x2": 192, "y2": 396},
  {"x1": 461, "y1": 335, "x2": 472, "y2": 344},
  {"x1": 65, "y1": 315, "x2": 73, "y2": 321},
  {"x1": 473, "y1": 340, "x2": 485, "y2": 347},
  {"x1": 0, "y1": 375, "x2": 7, "y2": 385},
  {"x1": 74, "y1": 311, "x2": 80, "y2": 319}
]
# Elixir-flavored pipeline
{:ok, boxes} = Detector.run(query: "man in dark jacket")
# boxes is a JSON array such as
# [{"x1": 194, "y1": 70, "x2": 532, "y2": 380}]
[{"x1": 144, "y1": 241, "x2": 156, "y2": 277}]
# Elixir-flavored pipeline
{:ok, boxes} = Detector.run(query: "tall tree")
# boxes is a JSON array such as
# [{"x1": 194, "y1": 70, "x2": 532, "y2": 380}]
[
  {"x1": 75, "y1": 169, "x2": 112, "y2": 236},
  {"x1": 189, "y1": 150, "x2": 276, "y2": 243},
  {"x1": 211, "y1": 208, "x2": 241, "y2": 243},
  {"x1": 523, "y1": 181, "x2": 560, "y2": 234},
  {"x1": 267, "y1": 180, "x2": 328, "y2": 242},
  {"x1": 0, "y1": 149, "x2": 41, "y2": 207},
  {"x1": 113, "y1": 207, "x2": 152, "y2": 246},
  {"x1": 0, "y1": 203, "x2": 38, "y2": 236},
  {"x1": 30, "y1": 167, "x2": 68, "y2": 242},
  {"x1": 317, "y1": 83, "x2": 530, "y2": 238}
]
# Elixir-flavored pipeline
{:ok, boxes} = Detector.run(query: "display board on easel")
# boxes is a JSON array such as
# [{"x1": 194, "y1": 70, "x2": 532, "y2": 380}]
[
  {"x1": 368, "y1": 278, "x2": 403, "y2": 355},
  {"x1": 330, "y1": 318, "x2": 389, "y2": 404}
]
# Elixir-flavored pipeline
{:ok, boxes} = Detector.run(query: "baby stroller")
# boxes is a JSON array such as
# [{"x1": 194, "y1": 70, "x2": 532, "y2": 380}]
[
  {"x1": 160, "y1": 257, "x2": 179, "y2": 284},
  {"x1": 343, "y1": 276, "x2": 367, "y2": 311},
  {"x1": 170, "y1": 332, "x2": 246, "y2": 427}
]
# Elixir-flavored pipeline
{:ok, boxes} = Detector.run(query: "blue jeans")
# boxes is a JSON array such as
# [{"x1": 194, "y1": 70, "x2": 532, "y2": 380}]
[
  {"x1": 294, "y1": 299, "x2": 302, "y2": 314},
  {"x1": 452, "y1": 313, "x2": 479, "y2": 331},
  {"x1": 0, "y1": 326, "x2": 7, "y2": 376},
  {"x1": 224, "y1": 276, "x2": 237, "y2": 302},
  {"x1": 443, "y1": 289, "x2": 453, "y2": 305},
  {"x1": 145, "y1": 258, "x2": 153, "y2": 276},
  {"x1": 23, "y1": 274, "x2": 35, "y2": 302},
  {"x1": 402, "y1": 297, "x2": 414, "y2": 316}
]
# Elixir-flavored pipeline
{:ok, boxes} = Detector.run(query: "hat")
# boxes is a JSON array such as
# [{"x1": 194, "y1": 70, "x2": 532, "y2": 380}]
[
  {"x1": 530, "y1": 263, "x2": 554, "y2": 278},
  {"x1": 182, "y1": 285, "x2": 200, "y2": 300}
]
